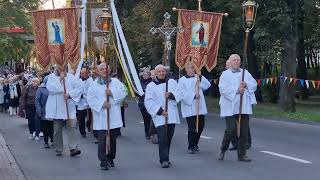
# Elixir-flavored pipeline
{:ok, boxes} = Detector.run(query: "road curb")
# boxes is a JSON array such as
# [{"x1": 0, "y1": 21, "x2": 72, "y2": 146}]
[{"x1": 0, "y1": 132, "x2": 26, "y2": 180}]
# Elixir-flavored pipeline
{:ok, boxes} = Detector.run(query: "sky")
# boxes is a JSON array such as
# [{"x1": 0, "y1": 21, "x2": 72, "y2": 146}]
[{"x1": 42, "y1": 0, "x2": 66, "y2": 9}]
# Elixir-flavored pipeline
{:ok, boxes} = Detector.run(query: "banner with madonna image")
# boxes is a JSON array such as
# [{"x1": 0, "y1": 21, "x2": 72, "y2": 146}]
[
  {"x1": 32, "y1": 8, "x2": 80, "y2": 70},
  {"x1": 175, "y1": 9, "x2": 223, "y2": 72}
]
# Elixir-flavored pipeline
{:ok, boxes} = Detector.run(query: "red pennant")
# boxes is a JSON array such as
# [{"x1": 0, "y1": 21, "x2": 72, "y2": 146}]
[
  {"x1": 294, "y1": 79, "x2": 298, "y2": 85},
  {"x1": 257, "y1": 79, "x2": 261, "y2": 87},
  {"x1": 317, "y1": 81, "x2": 320, "y2": 90}
]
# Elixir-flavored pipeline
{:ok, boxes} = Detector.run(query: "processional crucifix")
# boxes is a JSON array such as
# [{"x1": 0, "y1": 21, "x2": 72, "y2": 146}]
[{"x1": 150, "y1": 12, "x2": 183, "y2": 69}]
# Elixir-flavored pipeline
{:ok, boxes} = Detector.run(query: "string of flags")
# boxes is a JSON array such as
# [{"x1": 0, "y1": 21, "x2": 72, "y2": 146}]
[{"x1": 210, "y1": 76, "x2": 320, "y2": 90}]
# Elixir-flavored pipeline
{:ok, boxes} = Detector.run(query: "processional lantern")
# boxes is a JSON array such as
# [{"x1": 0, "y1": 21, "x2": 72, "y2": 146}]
[
  {"x1": 96, "y1": 7, "x2": 112, "y2": 33},
  {"x1": 242, "y1": 0, "x2": 258, "y2": 31}
]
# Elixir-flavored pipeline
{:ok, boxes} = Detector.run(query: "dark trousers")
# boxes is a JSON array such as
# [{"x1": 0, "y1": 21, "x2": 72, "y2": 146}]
[
  {"x1": 86, "y1": 109, "x2": 92, "y2": 132},
  {"x1": 220, "y1": 114, "x2": 249, "y2": 158},
  {"x1": 186, "y1": 115, "x2": 205, "y2": 150},
  {"x1": 97, "y1": 128, "x2": 120, "y2": 164},
  {"x1": 77, "y1": 109, "x2": 87, "y2": 136},
  {"x1": 140, "y1": 107, "x2": 151, "y2": 137},
  {"x1": 231, "y1": 126, "x2": 252, "y2": 147},
  {"x1": 121, "y1": 106, "x2": 125, "y2": 127},
  {"x1": 35, "y1": 115, "x2": 42, "y2": 136},
  {"x1": 156, "y1": 124, "x2": 175, "y2": 163},
  {"x1": 26, "y1": 104, "x2": 36, "y2": 134},
  {"x1": 42, "y1": 120, "x2": 53, "y2": 144}
]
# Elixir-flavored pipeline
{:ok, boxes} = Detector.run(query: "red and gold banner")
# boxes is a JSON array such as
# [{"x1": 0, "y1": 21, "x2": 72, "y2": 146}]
[
  {"x1": 175, "y1": 9, "x2": 223, "y2": 72},
  {"x1": 32, "y1": 8, "x2": 80, "y2": 70}
]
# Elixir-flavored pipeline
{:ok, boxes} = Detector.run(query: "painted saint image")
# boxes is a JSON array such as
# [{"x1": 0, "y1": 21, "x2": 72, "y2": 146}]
[
  {"x1": 196, "y1": 23, "x2": 205, "y2": 45},
  {"x1": 47, "y1": 18, "x2": 65, "y2": 45},
  {"x1": 191, "y1": 21, "x2": 209, "y2": 47},
  {"x1": 52, "y1": 21, "x2": 62, "y2": 43}
]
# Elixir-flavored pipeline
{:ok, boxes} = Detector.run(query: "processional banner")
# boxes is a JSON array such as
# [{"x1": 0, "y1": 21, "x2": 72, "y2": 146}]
[
  {"x1": 32, "y1": 8, "x2": 80, "y2": 70},
  {"x1": 175, "y1": 9, "x2": 223, "y2": 72}
]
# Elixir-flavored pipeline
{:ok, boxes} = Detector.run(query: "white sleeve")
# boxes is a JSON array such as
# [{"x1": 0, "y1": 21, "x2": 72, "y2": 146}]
[
  {"x1": 109, "y1": 79, "x2": 127, "y2": 104},
  {"x1": 46, "y1": 74, "x2": 64, "y2": 95},
  {"x1": 177, "y1": 77, "x2": 195, "y2": 105},
  {"x1": 87, "y1": 83, "x2": 105, "y2": 112},
  {"x1": 144, "y1": 84, "x2": 162, "y2": 117},
  {"x1": 218, "y1": 71, "x2": 238, "y2": 101},
  {"x1": 200, "y1": 75, "x2": 211, "y2": 91}
]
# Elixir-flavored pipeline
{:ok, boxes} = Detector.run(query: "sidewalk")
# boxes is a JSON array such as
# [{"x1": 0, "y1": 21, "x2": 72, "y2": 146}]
[{"x1": 0, "y1": 132, "x2": 26, "y2": 180}]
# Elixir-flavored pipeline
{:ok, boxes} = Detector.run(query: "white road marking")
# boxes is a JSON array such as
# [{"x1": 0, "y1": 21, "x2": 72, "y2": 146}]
[
  {"x1": 261, "y1": 151, "x2": 312, "y2": 164},
  {"x1": 184, "y1": 133, "x2": 213, "y2": 140},
  {"x1": 139, "y1": 122, "x2": 144, "y2": 124}
]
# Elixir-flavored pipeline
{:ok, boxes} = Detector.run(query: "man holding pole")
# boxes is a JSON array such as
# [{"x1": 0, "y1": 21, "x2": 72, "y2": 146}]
[
  {"x1": 144, "y1": 64, "x2": 180, "y2": 168},
  {"x1": 45, "y1": 65, "x2": 82, "y2": 157},
  {"x1": 217, "y1": 54, "x2": 257, "y2": 162},
  {"x1": 87, "y1": 63, "x2": 127, "y2": 170},
  {"x1": 177, "y1": 61, "x2": 211, "y2": 154}
]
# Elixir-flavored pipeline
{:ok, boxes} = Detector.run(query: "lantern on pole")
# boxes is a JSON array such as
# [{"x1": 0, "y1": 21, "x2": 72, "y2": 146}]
[{"x1": 242, "y1": 0, "x2": 258, "y2": 31}]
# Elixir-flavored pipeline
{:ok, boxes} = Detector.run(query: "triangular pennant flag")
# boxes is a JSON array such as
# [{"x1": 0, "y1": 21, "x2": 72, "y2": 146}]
[
  {"x1": 311, "y1": 81, "x2": 316, "y2": 89},
  {"x1": 274, "y1": 77, "x2": 278, "y2": 84},
  {"x1": 289, "y1": 78, "x2": 293, "y2": 85},
  {"x1": 317, "y1": 81, "x2": 320, "y2": 90},
  {"x1": 266, "y1": 78, "x2": 269, "y2": 85},
  {"x1": 284, "y1": 76, "x2": 288, "y2": 84},
  {"x1": 305, "y1": 80, "x2": 309, "y2": 89},
  {"x1": 262, "y1": 79, "x2": 266, "y2": 87},
  {"x1": 293, "y1": 79, "x2": 298, "y2": 86},
  {"x1": 257, "y1": 79, "x2": 261, "y2": 87},
  {"x1": 299, "y1": 79, "x2": 304, "y2": 87},
  {"x1": 270, "y1": 77, "x2": 274, "y2": 84}
]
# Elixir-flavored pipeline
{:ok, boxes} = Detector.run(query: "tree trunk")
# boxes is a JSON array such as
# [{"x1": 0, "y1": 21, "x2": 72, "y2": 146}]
[
  {"x1": 279, "y1": 38, "x2": 297, "y2": 112},
  {"x1": 296, "y1": 0, "x2": 308, "y2": 100}
]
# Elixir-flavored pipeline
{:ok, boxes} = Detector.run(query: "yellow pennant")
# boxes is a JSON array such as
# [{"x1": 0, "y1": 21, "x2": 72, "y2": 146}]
[
  {"x1": 270, "y1": 78, "x2": 274, "y2": 84},
  {"x1": 311, "y1": 81, "x2": 316, "y2": 89}
]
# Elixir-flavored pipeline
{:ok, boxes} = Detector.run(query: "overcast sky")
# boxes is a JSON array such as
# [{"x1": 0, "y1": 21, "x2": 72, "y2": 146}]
[{"x1": 42, "y1": 0, "x2": 66, "y2": 9}]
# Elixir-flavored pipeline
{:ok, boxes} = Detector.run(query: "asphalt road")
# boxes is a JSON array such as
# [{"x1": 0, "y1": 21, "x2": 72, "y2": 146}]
[{"x1": 0, "y1": 102, "x2": 319, "y2": 180}]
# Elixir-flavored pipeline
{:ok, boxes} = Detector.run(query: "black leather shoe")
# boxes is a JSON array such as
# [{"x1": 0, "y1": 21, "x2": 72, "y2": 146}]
[
  {"x1": 188, "y1": 149, "x2": 195, "y2": 154},
  {"x1": 238, "y1": 155, "x2": 252, "y2": 162},
  {"x1": 100, "y1": 165, "x2": 109, "y2": 170},
  {"x1": 70, "y1": 149, "x2": 81, "y2": 157},
  {"x1": 161, "y1": 161, "x2": 169, "y2": 168},
  {"x1": 229, "y1": 146, "x2": 237, "y2": 151},
  {"x1": 107, "y1": 160, "x2": 115, "y2": 167},
  {"x1": 217, "y1": 151, "x2": 225, "y2": 161},
  {"x1": 194, "y1": 145, "x2": 199, "y2": 151}
]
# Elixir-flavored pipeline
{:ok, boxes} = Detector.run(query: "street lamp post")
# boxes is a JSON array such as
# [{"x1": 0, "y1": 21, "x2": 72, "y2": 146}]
[
  {"x1": 96, "y1": 6, "x2": 112, "y2": 152},
  {"x1": 237, "y1": 0, "x2": 258, "y2": 137}
]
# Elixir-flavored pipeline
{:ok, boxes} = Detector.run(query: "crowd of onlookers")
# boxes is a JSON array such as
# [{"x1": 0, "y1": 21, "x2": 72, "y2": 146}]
[{"x1": 0, "y1": 70, "x2": 52, "y2": 145}]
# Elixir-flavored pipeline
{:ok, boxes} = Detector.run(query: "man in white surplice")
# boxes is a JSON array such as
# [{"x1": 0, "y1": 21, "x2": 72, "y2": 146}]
[
  {"x1": 76, "y1": 67, "x2": 93, "y2": 138},
  {"x1": 217, "y1": 54, "x2": 257, "y2": 162},
  {"x1": 87, "y1": 63, "x2": 127, "y2": 170},
  {"x1": 144, "y1": 64, "x2": 180, "y2": 168},
  {"x1": 177, "y1": 62, "x2": 211, "y2": 154},
  {"x1": 45, "y1": 66, "x2": 82, "y2": 157}
]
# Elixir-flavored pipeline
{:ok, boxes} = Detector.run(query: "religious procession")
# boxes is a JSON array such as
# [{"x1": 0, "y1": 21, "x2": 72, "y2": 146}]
[{"x1": 0, "y1": 0, "x2": 320, "y2": 180}]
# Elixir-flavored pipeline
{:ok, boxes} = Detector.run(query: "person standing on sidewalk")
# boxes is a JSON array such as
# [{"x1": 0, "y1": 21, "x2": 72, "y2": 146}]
[
  {"x1": 25, "y1": 77, "x2": 40, "y2": 140},
  {"x1": 35, "y1": 74, "x2": 52, "y2": 148},
  {"x1": 217, "y1": 54, "x2": 257, "y2": 162},
  {"x1": 45, "y1": 66, "x2": 82, "y2": 157},
  {"x1": 87, "y1": 63, "x2": 127, "y2": 170}
]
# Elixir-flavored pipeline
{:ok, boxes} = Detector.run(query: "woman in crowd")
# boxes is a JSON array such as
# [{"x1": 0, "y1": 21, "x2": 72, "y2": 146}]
[
  {"x1": 0, "y1": 77, "x2": 5, "y2": 112},
  {"x1": 35, "y1": 75, "x2": 52, "y2": 148},
  {"x1": 25, "y1": 77, "x2": 40, "y2": 140}
]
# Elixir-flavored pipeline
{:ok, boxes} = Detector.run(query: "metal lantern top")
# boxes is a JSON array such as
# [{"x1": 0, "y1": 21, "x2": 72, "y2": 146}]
[
  {"x1": 242, "y1": 0, "x2": 258, "y2": 31},
  {"x1": 96, "y1": 7, "x2": 112, "y2": 32}
]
